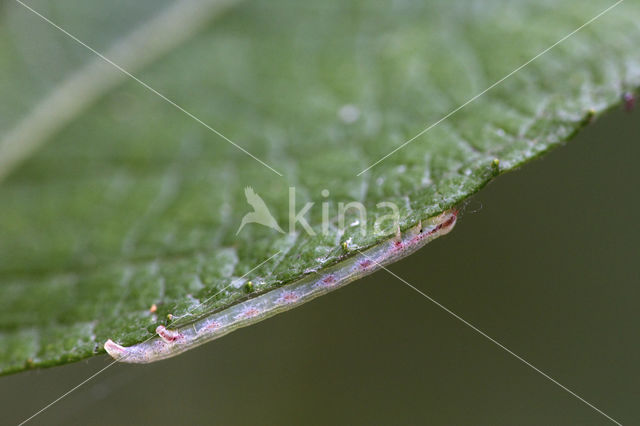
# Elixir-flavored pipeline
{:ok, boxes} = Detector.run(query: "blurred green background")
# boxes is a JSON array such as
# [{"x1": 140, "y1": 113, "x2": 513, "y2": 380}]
[{"x1": 2, "y1": 105, "x2": 638, "y2": 425}]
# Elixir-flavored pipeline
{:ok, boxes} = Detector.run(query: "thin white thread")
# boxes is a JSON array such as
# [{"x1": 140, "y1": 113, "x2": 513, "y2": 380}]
[
  {"x1": 12, "y1": 0, "x2": 626, "y2": 424},
  {"x1": 167, "y1": 250, "x2": 283, "y2": 327},
  {"x1": 12, "y1": 0, "x2": 283, "y2": 177},
  {"x1": 357, "y1": 0, "x2": 624, "y2": 176},
  {"x1": 17, "y1": 251, "x2": 281, "y2": 425},
  {"x1": 17, "y1": 360, "x2": 118, "y2": 426},
  {"x1": 357, "y1": 250, "x2": 623, "y2": 426}
]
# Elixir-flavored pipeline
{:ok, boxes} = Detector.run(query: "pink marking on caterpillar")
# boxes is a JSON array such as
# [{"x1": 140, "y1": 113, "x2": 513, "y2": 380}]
[
  {"x1": 358, "y1": 259, "x2": 373, "y2": 270},
  {"x1": 156, "y1": 325, "x2": 182, "y2": 343},
  {"x1": 277, "y1": 291, "x2": 300, "y2": 304},
  {"x1": 236, "y1": 307, "x2": 260, "y2": 319},
  {"x1": 104, "y1": 209, "x2": 458, "y2": 364},
  {"x1": 317, "y1": 274, "x2": 337, "y2": 287},
  {"x1": 199, "y1": 320, "x2": 221, "y2": 334},
  {"x1": 409, "y1": 209, "x2": 458, "y2": 246}
]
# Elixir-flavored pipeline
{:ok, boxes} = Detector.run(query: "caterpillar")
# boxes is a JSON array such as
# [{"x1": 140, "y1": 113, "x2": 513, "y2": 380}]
[{"x1": 105, "y1": 209, "x2": 458, "y2": 363}]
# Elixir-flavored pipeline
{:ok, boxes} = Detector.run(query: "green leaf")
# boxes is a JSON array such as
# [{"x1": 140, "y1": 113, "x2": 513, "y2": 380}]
[{"x1": 1, "y1": 0, "x2": 638, "y2": 374}]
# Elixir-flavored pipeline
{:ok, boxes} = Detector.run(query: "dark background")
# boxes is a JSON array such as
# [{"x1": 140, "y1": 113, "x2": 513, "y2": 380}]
[{"x1": 2, "y1": 106, "x2": 638, "y2": 425}]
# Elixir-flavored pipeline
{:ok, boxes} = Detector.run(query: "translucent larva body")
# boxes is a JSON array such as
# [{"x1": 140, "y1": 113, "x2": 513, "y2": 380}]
[{"x1": 105, "y1": 209, "x2": 458, "y2": 363}]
